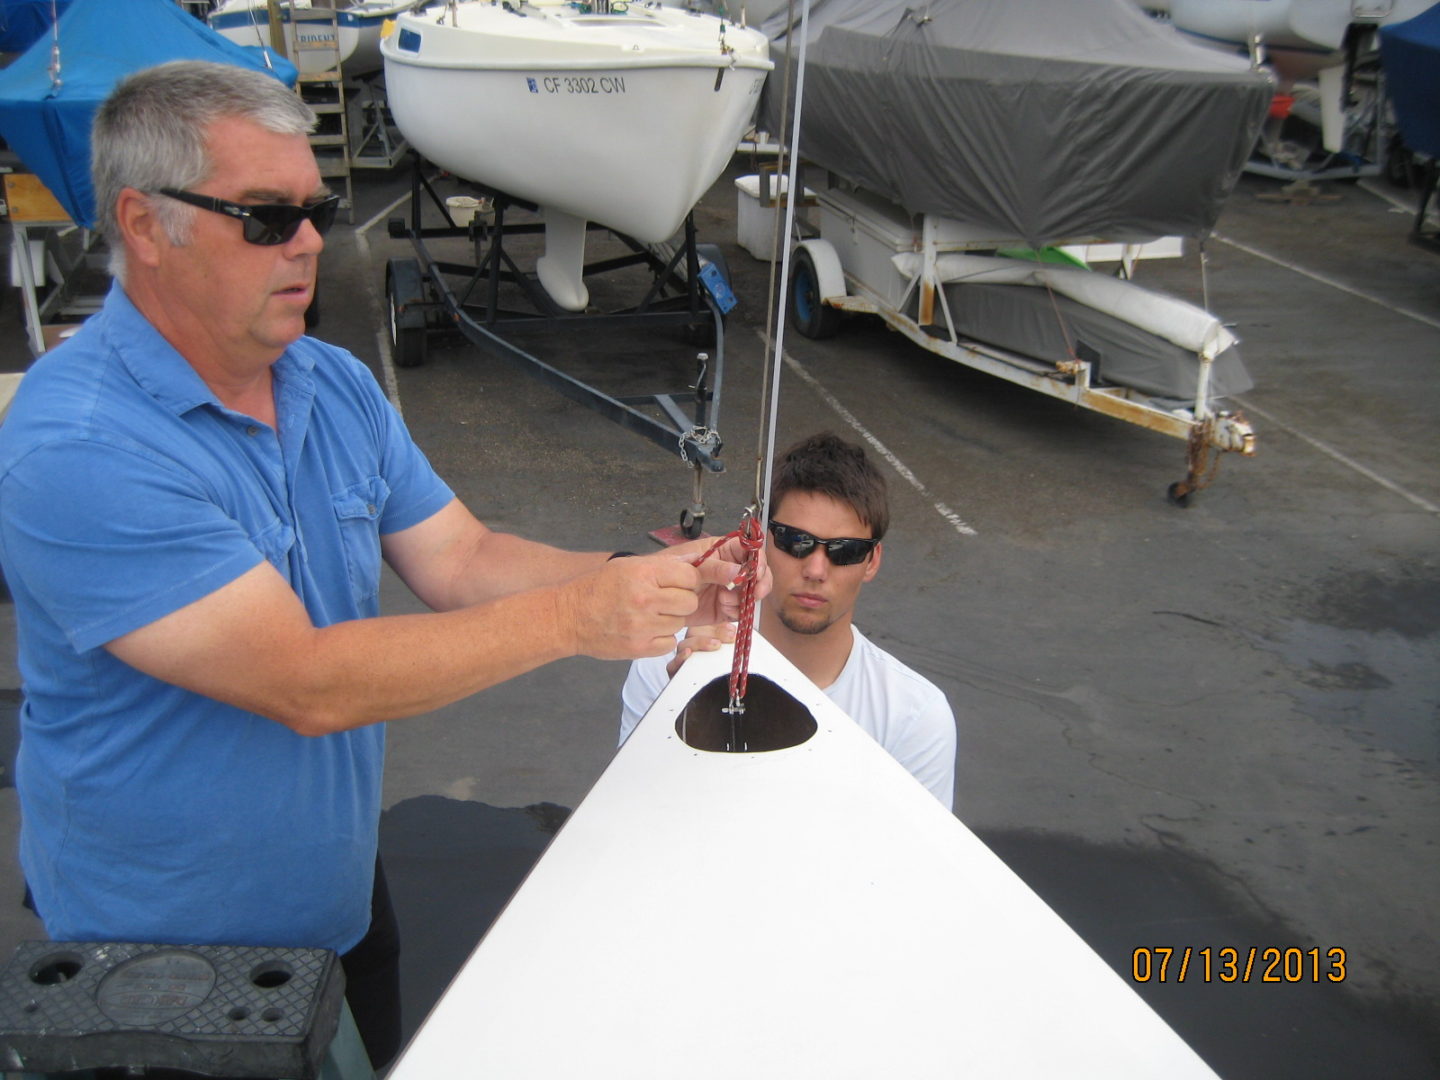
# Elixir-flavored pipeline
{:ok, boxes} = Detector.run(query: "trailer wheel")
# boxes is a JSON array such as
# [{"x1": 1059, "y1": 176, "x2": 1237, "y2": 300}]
[
  {"x1": 680, "y1": 506, "x2": 705, "y2": 540},
  {"x1": 790, "y1": 247, "x2": 841, "y2": 339},
  {"x1": 1385, "y1": 134, "x2": 1415, "y2": 189},
  {"x1": 1166, "y1": 482, "x2": 1194, "y2": 509},
  {"x1": 386, "y1": 266, "x2": 427, "y2": 369}
]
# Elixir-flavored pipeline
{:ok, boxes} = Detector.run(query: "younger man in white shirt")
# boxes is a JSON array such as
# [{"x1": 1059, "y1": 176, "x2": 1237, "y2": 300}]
[{"x1": 620, "y1": 432, "x2": 956, "y2": 808}]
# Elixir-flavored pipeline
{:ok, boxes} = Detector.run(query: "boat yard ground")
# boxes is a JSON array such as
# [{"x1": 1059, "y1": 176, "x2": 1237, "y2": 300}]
[{"x1": 1, "y1": 158, "x2": 1436, "y2": 1077}]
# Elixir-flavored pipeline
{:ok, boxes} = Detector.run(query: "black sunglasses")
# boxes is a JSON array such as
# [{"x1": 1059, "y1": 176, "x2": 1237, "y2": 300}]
[
  {"x1": 768, "y1": 520, "x2": 878, "y2": 566},
  {"x1": 157, "y1": 188, "x2": 341, "y2": 246}
]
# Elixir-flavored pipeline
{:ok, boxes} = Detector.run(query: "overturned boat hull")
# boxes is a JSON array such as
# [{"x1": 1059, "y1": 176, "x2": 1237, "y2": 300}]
[{"x1": 388, "y1": 636, "x2": 1220, "y2": 1077}]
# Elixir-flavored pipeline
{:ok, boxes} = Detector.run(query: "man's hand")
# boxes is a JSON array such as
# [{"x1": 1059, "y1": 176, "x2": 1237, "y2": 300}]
[
  {"x1": 556, "y1": 550, "x2": 733, "y2": 660},
  {"x1": 666, "y1": 622, "x2": 738, "y2": 677},
  {"x1": 664, "y1": 532, "x2": 772, "y2": 626},
  {"x1": 557, "y1": 537, "x2": 769, "y2": 661}
]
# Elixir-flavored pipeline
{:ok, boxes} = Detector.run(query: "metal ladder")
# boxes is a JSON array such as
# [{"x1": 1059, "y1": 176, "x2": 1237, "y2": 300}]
[{"x1": 288, "y1": 6, "x2": 355, "y2": 222}]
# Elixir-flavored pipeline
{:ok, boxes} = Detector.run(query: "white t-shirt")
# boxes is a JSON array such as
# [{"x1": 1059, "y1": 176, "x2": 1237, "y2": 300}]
[{"x1": 619, "y1": 626, "x2": 957, "y2": 809}]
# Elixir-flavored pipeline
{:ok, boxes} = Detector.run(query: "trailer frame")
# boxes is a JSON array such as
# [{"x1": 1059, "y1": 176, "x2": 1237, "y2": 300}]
[
  {"x1": 384, "y1": 159, "x2": 734, "y2": 536},
  {"x1": 788, "y1": 181, "x2": 1256, "y2": 504}
]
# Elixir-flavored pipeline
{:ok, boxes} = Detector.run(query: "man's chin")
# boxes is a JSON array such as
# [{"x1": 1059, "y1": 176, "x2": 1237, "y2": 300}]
[{"x1": 777, "y1": 607, "x2": 833, "y2": 636}]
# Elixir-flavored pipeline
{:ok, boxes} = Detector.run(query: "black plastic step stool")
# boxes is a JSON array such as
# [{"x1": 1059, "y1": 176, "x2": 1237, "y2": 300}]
[{"x1": 0, "y1": 941, "x2": 371, "y2": 1079}]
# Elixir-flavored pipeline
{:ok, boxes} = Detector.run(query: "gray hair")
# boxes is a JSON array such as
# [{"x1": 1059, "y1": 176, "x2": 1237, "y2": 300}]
[{"x1": 92, "y1": 60, "x2": 315, "y2": 278}]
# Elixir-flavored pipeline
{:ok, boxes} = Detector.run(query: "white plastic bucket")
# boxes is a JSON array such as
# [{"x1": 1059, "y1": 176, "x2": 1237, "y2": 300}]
[{"x1": 445, "y1": 194, "x2": 493, "y2": 226}]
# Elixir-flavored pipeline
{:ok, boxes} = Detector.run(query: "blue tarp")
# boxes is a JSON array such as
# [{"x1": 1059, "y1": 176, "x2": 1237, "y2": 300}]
[
  {"x1": 1381, "y1": 2, "x2": 1440, "y2": 159},
  {"x1": 0, "y1": 0, "x2": 76, "y2": 53},
  {"x1": 0, "y1": 0, "x2": 296, "y2": 226}
]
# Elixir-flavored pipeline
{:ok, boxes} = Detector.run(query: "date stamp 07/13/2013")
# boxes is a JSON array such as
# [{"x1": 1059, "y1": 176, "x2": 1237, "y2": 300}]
[{"x1": 1130, "y1": 946, "x2": 1348, "y2": 984}]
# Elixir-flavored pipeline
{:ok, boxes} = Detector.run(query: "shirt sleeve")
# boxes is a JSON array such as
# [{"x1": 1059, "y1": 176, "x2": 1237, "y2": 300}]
[
  {"x1": 895, "y1": 686, "x2": 957, "y2": 812},
  {"x1": 0, "y1": 436, "x2": 267, "y2": 654},
  {"x1": 619, "y1": 650, "x2": 677, "y2": 746}
]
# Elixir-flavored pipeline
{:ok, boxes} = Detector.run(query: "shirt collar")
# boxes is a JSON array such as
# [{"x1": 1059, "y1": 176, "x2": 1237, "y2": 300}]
[{"x1": 103, "y1": 281, "x2": 316, "y2": 417}]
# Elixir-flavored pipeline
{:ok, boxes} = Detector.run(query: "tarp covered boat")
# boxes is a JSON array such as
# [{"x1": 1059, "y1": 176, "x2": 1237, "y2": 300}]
[
  {"x1": 760, "y1": 0, "x2": 1274, "y2": 247},
  {"x1": 1381, "y1": 2, "x2": 1440, "y2": 160},
  {"x1": 0, "y1": 0, "x2": 75, "y2": 54},
  {"x1": 0, "y1": 0, "x2": 296, "y2": 226}
]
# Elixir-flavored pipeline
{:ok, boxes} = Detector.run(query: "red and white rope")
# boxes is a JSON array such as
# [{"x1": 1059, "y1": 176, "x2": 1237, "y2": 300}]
[{"x1": 694, "y1": 511, "x2": 765, "y2": 712}]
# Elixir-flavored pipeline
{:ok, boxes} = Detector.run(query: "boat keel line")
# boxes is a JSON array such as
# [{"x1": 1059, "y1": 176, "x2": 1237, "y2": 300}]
[{"x1": 761, "y1": 329, "x2": 978, "y2": 538}]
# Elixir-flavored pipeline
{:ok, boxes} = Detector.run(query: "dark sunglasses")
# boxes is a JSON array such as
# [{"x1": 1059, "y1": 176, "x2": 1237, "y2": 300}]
[
  {"x1": 157, "y1": 188, "x2": 341, "y2": 246},
  {"x1": 768, "y1": 520, "x2": 878, "y2": 566}
]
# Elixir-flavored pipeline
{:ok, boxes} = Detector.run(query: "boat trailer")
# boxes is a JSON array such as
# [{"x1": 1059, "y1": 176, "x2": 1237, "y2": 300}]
[
  {"x1": 785, "y1": 182, "x2": 1257, "y2": 505},
  {"x1": 385, "y1": 159, "x2": 735, "y2": 537}
]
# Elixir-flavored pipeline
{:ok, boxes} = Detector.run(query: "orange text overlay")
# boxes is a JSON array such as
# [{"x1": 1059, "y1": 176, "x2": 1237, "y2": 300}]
[{"x1": 1130, "y1": 946, "x2": 1347, "y2": 984}]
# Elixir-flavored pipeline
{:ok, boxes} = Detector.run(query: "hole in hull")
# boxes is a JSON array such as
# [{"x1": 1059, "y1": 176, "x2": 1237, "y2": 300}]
[{"x1": 676, "y1": 674, "x2": 818, "y2": 752}]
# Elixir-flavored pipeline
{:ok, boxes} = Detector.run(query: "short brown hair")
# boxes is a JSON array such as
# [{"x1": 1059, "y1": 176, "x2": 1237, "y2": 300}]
[{"x1": 770, "y1": 432, "x2": 889, "y2": 540}]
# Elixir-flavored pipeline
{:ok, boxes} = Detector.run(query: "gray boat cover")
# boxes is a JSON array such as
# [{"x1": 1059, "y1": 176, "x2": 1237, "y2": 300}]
[{"x1": 760, "y1": 0, "x2": 1275, "y2": 246}]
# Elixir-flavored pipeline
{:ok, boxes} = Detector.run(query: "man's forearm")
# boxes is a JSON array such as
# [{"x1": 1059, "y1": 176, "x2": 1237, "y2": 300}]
[
  {"x1": 106, "y1": 551, "x2": 711, "y2": 737},
  {"x1": 435, "y1": 530, "x2": 611, "y2": 611},
  {"x1": 265, "y1": 584, "x2": 580, "y2": 734}
]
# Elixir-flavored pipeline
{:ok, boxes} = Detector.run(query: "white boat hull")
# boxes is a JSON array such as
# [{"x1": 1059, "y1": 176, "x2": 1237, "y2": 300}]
[
  {"x1": 343, "y1": 0, "x2": 414, "y2": 75},
  {"x1": 387, "y1": 636, "x2": 1220, "y2": 1078},
  {"x1": 209, "y1": 1, "x2": 410, "y2": 76},
  {"x1": 1146, "y1": 0, "x2": 1437, "y2": 82},
  {"x1": 382, "y1": 3, "x2": 771, "y2": 244}
]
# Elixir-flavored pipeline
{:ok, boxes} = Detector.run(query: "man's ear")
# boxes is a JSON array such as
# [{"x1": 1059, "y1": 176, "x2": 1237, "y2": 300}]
[
  {"x1": 862, "y1": 541, "x2": 882, "y2": 583},
  {"x1": 114, "y1": 187, "x2": 166, "y2": 269}
]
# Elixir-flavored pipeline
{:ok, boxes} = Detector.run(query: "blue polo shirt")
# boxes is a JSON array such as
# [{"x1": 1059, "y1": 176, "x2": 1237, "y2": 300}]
[{"x1": 0, "y1": 283, "x2": 453, "y2": 952}]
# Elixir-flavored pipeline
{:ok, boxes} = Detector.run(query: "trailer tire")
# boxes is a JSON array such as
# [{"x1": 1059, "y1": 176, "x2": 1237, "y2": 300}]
[
  {"x1": 1166, "y1": 482, "x2": 1194, "y2": 509},
  {"x1": 387, "y1": 267, "x2": 427, "y2": 369},
  {"x1": 1384, "y1": 134, "x2": 1415, "y2": 189},
  {"x1": 680, "y1": 506, "x2": 705, "y2": 540},
  {"x1": 790, "y1": 247, "x2": 842, "y2": 340}
]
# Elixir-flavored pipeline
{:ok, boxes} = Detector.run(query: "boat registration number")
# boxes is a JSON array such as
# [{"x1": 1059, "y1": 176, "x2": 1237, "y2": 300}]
[{"x1": 527, "y1": 76, "x2": 628, "y2": 96}]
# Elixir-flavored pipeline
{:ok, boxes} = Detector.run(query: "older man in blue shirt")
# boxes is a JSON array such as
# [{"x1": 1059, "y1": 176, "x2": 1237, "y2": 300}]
[{"x1": 0, "y1": 60, "x2": 763, "y2": 1068}]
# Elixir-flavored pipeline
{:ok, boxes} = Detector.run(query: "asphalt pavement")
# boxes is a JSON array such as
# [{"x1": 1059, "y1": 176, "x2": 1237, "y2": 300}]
[{"x1": 1, "y1": 154, "x2": 1436, "y2": 1078}]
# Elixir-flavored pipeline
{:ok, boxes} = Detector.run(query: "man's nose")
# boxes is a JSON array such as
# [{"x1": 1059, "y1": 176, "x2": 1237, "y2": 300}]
[
  {"x1": 800, "y1": 549, "x2": 830, "y2": 579},
  {"x1": 288, "y1": 216, "x2": 327, "y2": 255}
]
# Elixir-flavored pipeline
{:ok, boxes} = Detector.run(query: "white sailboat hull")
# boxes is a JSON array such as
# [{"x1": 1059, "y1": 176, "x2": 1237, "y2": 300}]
[
  {"x1": 209, "y1": 1, "x2": 359, "y2": 74},
  {"x1": 343, "y1": 0, "x2": 414, "y2": 75},
  {"x1": 381, "y1": 3, "x2": 771, "y2": 244},
  {"x1": 1148, "y1": 0, "x2": 1438, "y2": 82},
  {"x1": 208, "y1": 0, "x2": 410, "y2": 76},
  {"x1": 387, "y1": 637, "x2": 1220, "y2": 1078}
]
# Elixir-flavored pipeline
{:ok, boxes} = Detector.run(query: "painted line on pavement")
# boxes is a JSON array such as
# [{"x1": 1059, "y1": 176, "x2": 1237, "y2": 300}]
[
  {"x1": 1212, "y1": 232, "x2": 1440, "y2": 332},
  {"x1": 352, "y1": 191, "x2": 415, "y2": 414},
  {"x1": 769, "y1": 334, "x2": 978, "y2": 537},
  {"x1": 1234, "y1": 396, "x2": 1439, "y2": 514},
  {"x1": 1212, "y1": 224, "x2": 1438, "y2": 512}
]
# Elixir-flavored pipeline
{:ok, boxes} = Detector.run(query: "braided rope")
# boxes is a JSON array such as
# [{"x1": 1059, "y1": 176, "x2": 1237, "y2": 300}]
[{"x1": 694, "y1": 511, "x2": 765, "y2": 712}]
